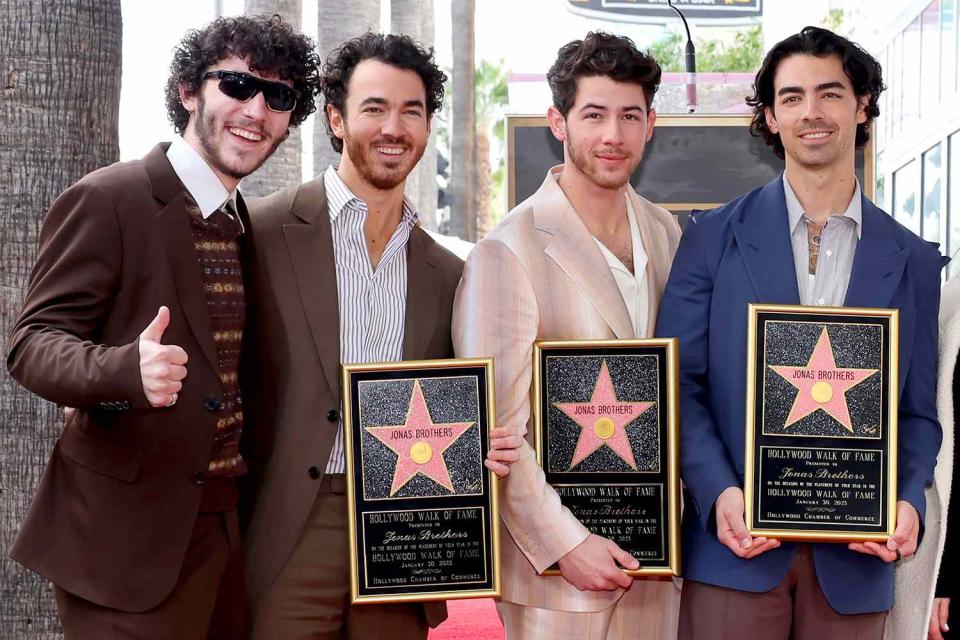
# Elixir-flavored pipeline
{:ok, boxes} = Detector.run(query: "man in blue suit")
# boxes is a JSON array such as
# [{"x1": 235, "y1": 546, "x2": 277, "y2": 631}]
[{"x1": 656, "y1": 27, "x2": 944, "y2": 639}]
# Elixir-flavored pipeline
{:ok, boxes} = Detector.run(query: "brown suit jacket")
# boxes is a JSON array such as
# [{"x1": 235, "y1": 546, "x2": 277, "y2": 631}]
[
  {"x1": 6, "y1": 144, "x2": 245, "y2": 612},
  {"x1": 241, "y1": 177, "x2": 460, "y2": 627}
]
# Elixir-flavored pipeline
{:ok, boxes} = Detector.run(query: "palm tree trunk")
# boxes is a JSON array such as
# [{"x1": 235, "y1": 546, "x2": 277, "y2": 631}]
[
  {"x1": 449, "y1": 0, "x2": 476, "y2": 241},
  {"x1": 391, "y1": 0, "x2": 438, "y2": 229},
  {"x1": 242, "y1": 0, "x2": 303, "y2": 197},
  {"x1": 0, "y1": 2, "x2": 122, "y2": 637},
  {"x1": 476, "y1": 129, "x2": 493, "y2": 239},
  {"x1": 314, "y1": 0, "x2": 380, "y2": 177}
]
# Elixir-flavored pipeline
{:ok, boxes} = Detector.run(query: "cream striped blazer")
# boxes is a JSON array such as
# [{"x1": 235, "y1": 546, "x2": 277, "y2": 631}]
[{"x1": 453, "y1": 168, "x2": 682, "y2": 613}]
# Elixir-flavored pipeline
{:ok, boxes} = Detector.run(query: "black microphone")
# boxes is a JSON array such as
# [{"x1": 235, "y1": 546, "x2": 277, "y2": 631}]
[{"x1": 668, "y1": 0, "x2": 698, "y2": 113}]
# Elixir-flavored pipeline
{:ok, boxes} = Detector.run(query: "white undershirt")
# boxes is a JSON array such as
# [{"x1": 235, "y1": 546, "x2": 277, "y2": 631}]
[
  {"x1": 592, "y1": 197, "x2": 649, "y2": 337},
  {"x1": 166, "y1": 135, "x2": 242, "y2": 230}
]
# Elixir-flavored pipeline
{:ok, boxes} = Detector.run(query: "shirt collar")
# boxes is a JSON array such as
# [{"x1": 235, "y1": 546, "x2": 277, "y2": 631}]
[
  {"x1": 166, "y1": 136, "x2": 241, "y2": 228},
  {"x1": 782, "y1": 172, "x2": 862, "y2": 239},
  {"x1": 323, "y1": 164, "x2": 420, "y2": 228}
]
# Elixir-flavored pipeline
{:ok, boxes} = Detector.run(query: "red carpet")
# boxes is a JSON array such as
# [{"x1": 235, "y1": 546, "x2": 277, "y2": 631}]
[{"x1": 428, "y1": 598, "x2": 504, "y2": 640}]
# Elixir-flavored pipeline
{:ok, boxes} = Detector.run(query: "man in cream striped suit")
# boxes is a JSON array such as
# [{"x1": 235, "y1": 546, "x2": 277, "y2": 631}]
[{"x1": 453, "y1": 32, "x2": 682, "y2": 640}]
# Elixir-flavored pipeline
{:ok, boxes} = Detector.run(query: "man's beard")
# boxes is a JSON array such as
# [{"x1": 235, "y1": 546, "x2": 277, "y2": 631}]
[
  {"x1": 567, "y1": 134, "x2": 638, "y2": 190},
  {"x1": 343, "y1": 127, "x2": 424, "y2": 191},
  {"x1": 194, "y1": 94, "x2": 285, "y2": 180}
]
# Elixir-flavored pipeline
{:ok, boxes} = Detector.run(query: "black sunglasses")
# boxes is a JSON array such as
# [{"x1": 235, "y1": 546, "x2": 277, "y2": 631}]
[{"x1": 201, "y1": 70, "x2": 300, "y2": 113}]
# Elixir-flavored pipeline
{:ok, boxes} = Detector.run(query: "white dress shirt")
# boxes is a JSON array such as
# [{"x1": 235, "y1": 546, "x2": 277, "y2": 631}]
[
  {"x1": 323, "y1": 165, "x2": 419, "y2": 474},
  {"x1": 166, "y1": 135, "x2": 241, "y2": 229},
  {"x1": 783, "y1": 173, "x2": 861, "y2": 307},
  {"x1": 593, "y1": 197, "x2": 650, "y2": 337}
]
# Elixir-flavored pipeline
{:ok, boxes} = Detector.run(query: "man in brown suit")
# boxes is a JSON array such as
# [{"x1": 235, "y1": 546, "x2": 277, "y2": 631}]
[
  {"x1": 241, "y1": 32, "x2": 519, "y2": 639},
  {"x1": 6, "y1": 16, "x2": 321, "y2": 639}
]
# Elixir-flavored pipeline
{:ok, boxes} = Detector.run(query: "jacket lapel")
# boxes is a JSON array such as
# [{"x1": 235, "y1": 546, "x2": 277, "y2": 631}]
[
  {"x1": 536, "y1": 172, "x2": 634, "y2": 339},
  {"x1": 145, "y1": 144, "x2": 220, "y2": 375},
  {"x1": 282, "y1": 178, "x2": 342, "y2": 396},
  {"x1": 628, "y1": 191, "x2": 671, "y2": 337},
  {"x1": 403, "y1": 227, "x2": 441, "y2": 359},
  {"x1": 731, "y1": 177, "x2": 801, "y2": 305},
  {"x1": 843, "y1": 198, "x2": 908, "y2": 309}
]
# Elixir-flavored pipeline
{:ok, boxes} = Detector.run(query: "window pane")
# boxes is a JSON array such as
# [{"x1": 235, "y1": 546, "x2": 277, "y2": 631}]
[
  {"x1": 904, "y1": 17, "x2": 922, "y2": 125},
  {"x1": 877, "y1": 171, "x2": 887, "y2": 212},
  {"x1": 878, "y1": 48, "x2": 888, "y2": 150},
  {"x1": 950, "y1": 133, "x2": 960, "y2": 276},
  {"x1": 892, "y1": 33, "x2": 904, "y2": 134},
  {"x1": 943, "y1": 0, "x2": 957, "y2": 97},
  {"x1": 920, "y1": 0, "x2": 949, "y2": 113},
  {"x1": 923, "y1": 143, "x2": 943, "y2": 242},
  {"x1": 922, "y1": 1, "x2": 942, "y2": 111},
  {"x1": 895, "y1": 159, "x2": 921, "y2": 235}
]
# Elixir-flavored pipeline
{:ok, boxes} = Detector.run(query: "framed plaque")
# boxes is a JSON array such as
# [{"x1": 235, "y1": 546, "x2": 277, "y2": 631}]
[
  {"x1": 745, "y1": 304, "x2": 899, "y2": 541},
  {"x1": 533, "y1": 339, "x2": 681, "y2": 576},
  {"x1": 341, "y1": 359, "x2": 500, "y2": 604}
]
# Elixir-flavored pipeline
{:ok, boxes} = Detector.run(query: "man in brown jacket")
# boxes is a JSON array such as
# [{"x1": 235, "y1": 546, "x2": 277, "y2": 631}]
[
  {"x1": 241, "y1": 32, "x2": 518, "y2": 639},
  {"x1": 5, "y1": 16, "x2": 320, "y2": 639}
]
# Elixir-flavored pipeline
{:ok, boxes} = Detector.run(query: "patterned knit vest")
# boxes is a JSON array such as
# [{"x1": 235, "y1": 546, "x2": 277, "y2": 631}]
[{"x1": 186, "y1": 202, "x2": 247, "y2": 480}]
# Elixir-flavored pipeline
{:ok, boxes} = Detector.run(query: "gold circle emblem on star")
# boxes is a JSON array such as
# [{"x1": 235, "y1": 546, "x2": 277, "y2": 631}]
[
  {"x1": 593, "y1": 417, "x2": 615, "y2": 440},
  {"x1": 811, "y1": 381, "x2": 834, "y2": 404},
  {"x1": 410, "y1": 441, "x2": 433, "y2": 464}
]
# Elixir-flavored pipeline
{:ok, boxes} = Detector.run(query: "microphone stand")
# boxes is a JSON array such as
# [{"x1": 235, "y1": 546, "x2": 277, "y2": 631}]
[{"x1": 667, "y1": 0, "x2": 698, "y2": 113}]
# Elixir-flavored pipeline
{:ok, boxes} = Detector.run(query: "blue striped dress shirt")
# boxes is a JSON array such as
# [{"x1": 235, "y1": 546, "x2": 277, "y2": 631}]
[{"x1": 323, "y1": 165, "x2": 419, "y2": 474}]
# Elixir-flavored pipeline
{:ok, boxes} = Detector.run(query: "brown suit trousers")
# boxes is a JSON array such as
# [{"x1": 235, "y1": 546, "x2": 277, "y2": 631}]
[{"x1": 678, "y1": 545, "x2": 886, "y2": 640}]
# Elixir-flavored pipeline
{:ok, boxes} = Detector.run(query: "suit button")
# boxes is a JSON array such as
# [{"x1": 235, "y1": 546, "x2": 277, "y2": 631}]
[
  {"x1": 308, "y1": 466, "x2": 321, "y2": 480},
  {"x1": 191, "y1": 472, "x2": 205, "y2": 486},
  {"x1": 327, "y1": 409, "x2": 339, "y2": 423},
  {"x1": 204, "y1": 396, "x2": 220, "y2": 411}
]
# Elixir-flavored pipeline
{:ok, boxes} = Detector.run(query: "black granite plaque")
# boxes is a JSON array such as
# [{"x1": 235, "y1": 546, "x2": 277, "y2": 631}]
[
  {"x1": 342, "y1": 359, "x2": 500, "y2": 603},
  {"x1": 745, "y1": 305, "x2": 898, "y2": 541},
  {"x1": 534, "y1": 340, "x2": 681, "y2": 576}
]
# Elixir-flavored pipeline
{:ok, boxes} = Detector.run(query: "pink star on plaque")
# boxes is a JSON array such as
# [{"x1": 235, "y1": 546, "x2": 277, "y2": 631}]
[
  {"x1": 365, "y1": 380, "x2": 474, "y2": 496},
  {"x1": 553, "y1": 359, "x2": 655, "y2": 470},
  {"x1": 770, "y1": 327, "x2": 879, "y2": 433}
]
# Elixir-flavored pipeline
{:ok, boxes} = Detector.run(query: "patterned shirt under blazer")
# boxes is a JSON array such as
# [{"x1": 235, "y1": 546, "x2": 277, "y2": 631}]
[{"x1": 453, "y1": 168, "x2": 682, "y2": 614}]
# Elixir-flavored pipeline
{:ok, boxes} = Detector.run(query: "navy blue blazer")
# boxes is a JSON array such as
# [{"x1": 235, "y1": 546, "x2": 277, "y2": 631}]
[{"x1": 655, "y1": 176, "x2": 943, "y2": 614}]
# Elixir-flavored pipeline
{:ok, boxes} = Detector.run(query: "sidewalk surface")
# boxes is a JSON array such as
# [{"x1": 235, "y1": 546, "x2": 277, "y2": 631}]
[{"x1": 428, "y1": 598, "x2": 504, "y2": 640}]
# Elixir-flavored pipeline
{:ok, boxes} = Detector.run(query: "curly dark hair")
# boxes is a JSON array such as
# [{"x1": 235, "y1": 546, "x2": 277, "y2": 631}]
[
  {"x1": 746, "y1": 26, "x2": 885, "y2": 159},
  {"x1": 321, "y1": 32, "x2": 447, "y2": 153},
  {"x1": 547, "y1": 32, "x2": 662, "y2": 117},
  {"x1": 165, "y1": 14, "x2": 322, "y2": 134}
]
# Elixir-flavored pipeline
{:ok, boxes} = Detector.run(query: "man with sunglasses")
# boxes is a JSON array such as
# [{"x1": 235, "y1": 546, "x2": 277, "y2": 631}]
[{"x1": 5, "y1": 15, "x2": 320, "y2": 639}]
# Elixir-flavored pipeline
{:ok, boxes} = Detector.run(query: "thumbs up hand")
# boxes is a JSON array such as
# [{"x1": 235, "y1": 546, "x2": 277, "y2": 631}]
[{"x1": 138, "y1": 306, "x2": 189, "y2": 407}]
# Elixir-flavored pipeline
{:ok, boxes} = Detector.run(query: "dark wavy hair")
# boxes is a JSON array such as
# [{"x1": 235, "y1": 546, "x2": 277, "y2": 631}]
[
  {"x1": 321, "y1": 32, "x2": 447, "y2": 153},
  {"x1": 547, "y1": 32, "x2": 662, "y2": 117},
  {"x1": 165, "y1": 15, "x2": 322, "y2": 134},
  {"x1": 746, "y1": 26, "x2": 884, "y2": 159}
]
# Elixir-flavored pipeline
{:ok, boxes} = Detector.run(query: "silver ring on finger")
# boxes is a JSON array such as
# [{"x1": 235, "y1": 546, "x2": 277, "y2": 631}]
[{"x1": 166, "y1": 392, "x2": 178, "y2": 407}]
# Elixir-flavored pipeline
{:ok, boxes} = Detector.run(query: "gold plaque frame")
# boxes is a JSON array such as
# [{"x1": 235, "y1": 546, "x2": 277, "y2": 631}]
[
  {"x1": 532, "y1": 339, "x2": 681, "y2": 577},
  {"x1": 744, "y1": 304, "x2": 899, "y2": 542},
  {"x1": 342, "y1": 358, "x2": 501, "y2": 604}
]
